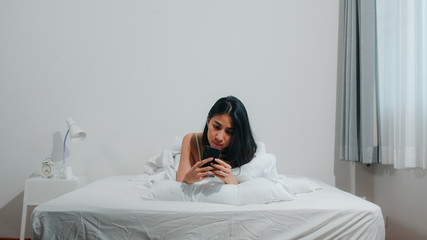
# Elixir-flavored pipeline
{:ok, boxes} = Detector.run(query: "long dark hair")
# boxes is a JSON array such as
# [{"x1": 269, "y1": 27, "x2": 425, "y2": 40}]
[{"x1": 202, "y1": 96, "x2": 257, "y2": 168}]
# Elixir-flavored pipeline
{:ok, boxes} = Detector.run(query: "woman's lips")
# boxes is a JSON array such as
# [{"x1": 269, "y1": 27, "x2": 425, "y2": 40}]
[{"x1": 211, "y1": 141, "x2": 222, "y2": 148}]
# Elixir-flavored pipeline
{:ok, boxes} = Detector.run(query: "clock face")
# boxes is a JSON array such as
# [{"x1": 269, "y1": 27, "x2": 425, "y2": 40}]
[{"x1": 41, "y1": 162, "x2": 53, "y2": 177}]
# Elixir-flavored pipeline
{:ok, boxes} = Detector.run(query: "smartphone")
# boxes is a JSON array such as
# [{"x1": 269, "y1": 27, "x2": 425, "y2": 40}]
[{"x1": 201, "y1": 145, "x2": 221, "y2": 168}]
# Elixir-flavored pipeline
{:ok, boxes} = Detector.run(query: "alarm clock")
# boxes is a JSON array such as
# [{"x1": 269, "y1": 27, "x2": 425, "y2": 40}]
[{"x1": 41, "y1": 159, "x2": 55, "y2": 178}]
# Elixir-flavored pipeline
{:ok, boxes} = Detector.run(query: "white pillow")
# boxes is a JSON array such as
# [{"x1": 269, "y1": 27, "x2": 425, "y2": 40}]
[{"x1": 141, "y1": 178, "x2": 295, "y2": 205}]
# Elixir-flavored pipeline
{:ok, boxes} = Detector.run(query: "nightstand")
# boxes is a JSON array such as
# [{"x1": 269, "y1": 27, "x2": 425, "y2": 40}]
[{"x1": 19, "y1": 176, "x2": 88, "y2": 240}]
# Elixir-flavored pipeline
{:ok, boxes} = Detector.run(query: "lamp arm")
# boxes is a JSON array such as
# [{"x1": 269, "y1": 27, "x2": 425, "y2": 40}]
[{"x1": 63, "y1": 129, "x2": 70, "y2": 171}]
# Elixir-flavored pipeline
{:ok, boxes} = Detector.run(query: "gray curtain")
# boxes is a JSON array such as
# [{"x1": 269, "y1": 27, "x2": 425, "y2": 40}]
[{"x1": 340, "y1": 0, "x2": 379, "y2": 164}]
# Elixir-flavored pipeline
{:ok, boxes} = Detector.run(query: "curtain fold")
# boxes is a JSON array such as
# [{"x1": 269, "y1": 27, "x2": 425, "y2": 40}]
[{"x1": 340, "y1": 0, "x2": 379, "y2": 164}]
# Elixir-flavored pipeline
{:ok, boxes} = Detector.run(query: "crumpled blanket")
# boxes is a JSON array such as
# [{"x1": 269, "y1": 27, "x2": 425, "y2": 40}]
[{"x1": 134, "y1": 138, "x2": 321, "y2": 205}]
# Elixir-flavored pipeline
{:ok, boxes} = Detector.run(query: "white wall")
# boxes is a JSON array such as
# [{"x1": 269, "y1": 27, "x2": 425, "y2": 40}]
[
  {"x1": 0, "y1": 0, "x2": 340, "y2": 237},
  {"x1": 372, "y1": 166, "x2": 427, "y2": 239}
]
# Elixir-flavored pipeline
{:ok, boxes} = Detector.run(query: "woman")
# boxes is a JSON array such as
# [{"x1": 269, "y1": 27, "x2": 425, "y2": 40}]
[{"x1": 176, "y1": 96, "x2": 257, "y2": 184}]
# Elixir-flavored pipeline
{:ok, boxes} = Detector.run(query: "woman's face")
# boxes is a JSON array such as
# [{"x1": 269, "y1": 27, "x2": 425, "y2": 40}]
[{"x1": 207, "y1": 114, "x2": 234, "y2": 150}]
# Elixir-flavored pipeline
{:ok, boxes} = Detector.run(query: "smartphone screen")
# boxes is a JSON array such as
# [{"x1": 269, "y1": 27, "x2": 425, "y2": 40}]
[{"x1": 201, "y1": 145, "x2": 221, "y2": 168}]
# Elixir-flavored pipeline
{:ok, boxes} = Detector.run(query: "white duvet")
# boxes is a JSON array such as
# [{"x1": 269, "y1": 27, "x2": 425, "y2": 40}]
[
  {"x1": 32, "y1": 175, "x2": 385, "y2": 240},
  {"x1": 134, "y1": 139, "x2": 321, "y2": 205}
]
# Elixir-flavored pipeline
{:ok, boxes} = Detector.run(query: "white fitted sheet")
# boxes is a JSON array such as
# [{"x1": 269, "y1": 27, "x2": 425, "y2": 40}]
[{"x1": 32, "y1": 175, "x2": 385, "y2": 240}]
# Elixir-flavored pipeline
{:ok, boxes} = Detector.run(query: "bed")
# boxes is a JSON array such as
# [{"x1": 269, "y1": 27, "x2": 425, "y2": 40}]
[
  {"x1": 32, "y1": 175, "x2": 384, "y2": 239},
  {"x1": 31, "y1": 142, "x2": 385, "y2": 239}
]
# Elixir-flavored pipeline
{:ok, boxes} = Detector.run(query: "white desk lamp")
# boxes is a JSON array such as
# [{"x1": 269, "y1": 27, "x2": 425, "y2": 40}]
[{"x1": 63, "y1": 118, "x2": 86, "y2": 179}]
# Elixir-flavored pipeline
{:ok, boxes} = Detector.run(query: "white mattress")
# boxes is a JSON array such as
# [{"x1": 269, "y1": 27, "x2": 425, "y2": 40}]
[{"x1": 32, "y1": 175, "x2": 385, "y2": 240}]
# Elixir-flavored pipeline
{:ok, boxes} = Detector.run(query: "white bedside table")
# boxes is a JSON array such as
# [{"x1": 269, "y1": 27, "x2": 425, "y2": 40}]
[{"x1": 19, "y1": 176, "x2": 88, "y2": 240}]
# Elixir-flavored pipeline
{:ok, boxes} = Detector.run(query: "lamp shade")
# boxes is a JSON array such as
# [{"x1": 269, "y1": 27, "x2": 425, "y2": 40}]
[{"x1": 66, "y1": 118, "x2": 86, "y2": 143}]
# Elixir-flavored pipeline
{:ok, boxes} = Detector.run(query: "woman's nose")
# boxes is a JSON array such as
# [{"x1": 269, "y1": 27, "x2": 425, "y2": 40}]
[{"x1": 215, "y1": 131, "x2": 224, "y2": 140}]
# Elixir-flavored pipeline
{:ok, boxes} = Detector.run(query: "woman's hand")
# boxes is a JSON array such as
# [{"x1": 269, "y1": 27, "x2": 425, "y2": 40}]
[
  {"x1": 182, "y1": 158, "x2": 215, "y2": 184},
  {"x1": 212, "y1": 159, "x2": 239, "y2": 184}
]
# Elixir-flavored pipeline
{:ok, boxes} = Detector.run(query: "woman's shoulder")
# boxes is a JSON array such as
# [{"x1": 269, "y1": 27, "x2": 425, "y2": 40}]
[
  {"x1": 181, "y1": 133, "x2": 203, "y2": 163},
  {"x1": 182, "y1": 133, "x2": 194, "y2": 141},
  {"x1": 182, "y1": 132, "x2": 202, "y2": 145}
]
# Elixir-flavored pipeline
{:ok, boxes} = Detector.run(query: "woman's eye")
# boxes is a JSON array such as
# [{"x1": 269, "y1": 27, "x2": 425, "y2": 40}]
[{"x1": 214, "y1": 125, "x2": 221, "y2": 130}]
